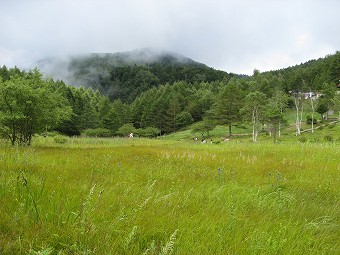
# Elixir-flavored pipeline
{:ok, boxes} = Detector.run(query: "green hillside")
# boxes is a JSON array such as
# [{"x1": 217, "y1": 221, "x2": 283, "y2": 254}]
[
  {"x1": 1, "y1": 51, "x2": 339, "y2": 142},
  {"x1": 37, "y1": 49, "x2": 234, "y2": 103}
]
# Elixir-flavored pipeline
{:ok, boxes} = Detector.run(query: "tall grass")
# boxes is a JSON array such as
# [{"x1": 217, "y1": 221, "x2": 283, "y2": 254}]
[{"x1": 0, "y1": 138, "x2": 339, "y2": 254}]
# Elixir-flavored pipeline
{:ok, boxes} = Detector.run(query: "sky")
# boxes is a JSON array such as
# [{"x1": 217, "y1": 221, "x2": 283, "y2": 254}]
[{"x1": 0, "y1": 0, "x2": 339, "y2": 75}]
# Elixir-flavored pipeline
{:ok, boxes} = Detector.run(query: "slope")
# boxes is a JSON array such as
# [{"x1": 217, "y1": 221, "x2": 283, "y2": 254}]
[{"x1": 36, "y1": 48, "x2": 232, "y2": 103}]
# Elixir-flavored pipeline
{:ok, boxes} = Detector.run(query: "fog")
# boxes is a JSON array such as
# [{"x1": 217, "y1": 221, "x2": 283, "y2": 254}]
[{"x1": 0, "y1": 0, "x2": 339, "y2": 74}]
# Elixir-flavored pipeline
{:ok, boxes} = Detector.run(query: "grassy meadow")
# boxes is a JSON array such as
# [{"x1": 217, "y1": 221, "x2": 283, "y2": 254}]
[{"x1": 0, "y1": 137, "x2": 339, "y2": 254}]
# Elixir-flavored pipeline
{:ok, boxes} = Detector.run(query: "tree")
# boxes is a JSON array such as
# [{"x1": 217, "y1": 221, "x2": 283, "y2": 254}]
[
  {"x1": 309, "y1": 95, "x2": 316, "y2": 133},
  {"x1": 102, "y1": 108, "x2": 122, "y2": 134},
  {"x1": 167, "y1": 92, "x2": 181, "y2": 132},
  {"x1": 331, "y1": 93, "x2": 340, "y2": 125},
  {"x1": 186, "y1": 88, "x2": 214, "y2": 122},
  {"x1": 191, "y1": 117, "x2": 216, "y2": 139},
  {"x1": 271, "y1": 90, "x2": 289, "y2": 136},
  {"x1": 212, "y1": 80, "x2": 244, "y2": 137},
  {"x1": 317, "y1": 82, "x2": 337, "y2": 120},
  {"x1": 116, "y1": 123, "x2": 136, "y2": 137},
  {"x1": 0, "y1": 70, "x2": 71, "y2": 145},
  {"x1": 292, "y1": 92, "x2": 304, "y2": 136},
  {"x1": 175, "y1": 111, "x2": 194, "y2": 129},
  {"x1": 241, "y1": 91, "x2": 267, "y2": 142},
  {"x1": 265, "y1": 101, "x2": 286, "y2": 143}
]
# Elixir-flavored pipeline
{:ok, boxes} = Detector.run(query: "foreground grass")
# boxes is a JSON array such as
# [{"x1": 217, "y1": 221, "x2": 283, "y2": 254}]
[{"x1": 0, "y1": 138, "x2": 339, "y2": 254}]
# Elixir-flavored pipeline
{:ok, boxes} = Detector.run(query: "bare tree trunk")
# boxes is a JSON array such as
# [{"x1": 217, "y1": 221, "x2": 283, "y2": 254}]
[
  {"x1": 295, "y1": 97, "x2": 301, "y2": 136},
  {"x1": 278, "y1": 121, "x2": 281, "y2": 137},
  {"x1": 310, "y1": 97, "x2": 315, "y2": 133},
  {"x1": 294, "y1": 95, "x2": 305, "y2": 136},
  {"x1": 252, "y1": 109, "x2": 256, "y2": 142},
  {"x1": 299, "y1": 102, "x2": 304, "y2": 132},
  {"x1": 11, "y1": 122, "x2": 16, "y2": 145}
]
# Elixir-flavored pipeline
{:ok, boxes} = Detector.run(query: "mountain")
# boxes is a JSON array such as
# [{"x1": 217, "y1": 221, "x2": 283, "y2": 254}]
[
  {"x1": 36, "y1": 49, "x2": 232, "y2": 102},
  {"x1": 262, "y1": 51, "x2": 340, "y2": 91}
]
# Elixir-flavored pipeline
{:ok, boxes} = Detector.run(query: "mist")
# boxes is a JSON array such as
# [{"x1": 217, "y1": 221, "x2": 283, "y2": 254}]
[{"x1": 0, "y1": 0, "x2": 339, "y2": 75}]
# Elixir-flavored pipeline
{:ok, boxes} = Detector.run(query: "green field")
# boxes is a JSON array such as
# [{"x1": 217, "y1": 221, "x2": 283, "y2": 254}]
[{"x1": 0, "y1": 138, "x2": 339, "y2": 254}]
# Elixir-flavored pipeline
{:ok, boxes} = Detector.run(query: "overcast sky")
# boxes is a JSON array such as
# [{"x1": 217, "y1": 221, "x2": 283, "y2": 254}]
[{"x1": 0, "y1": 0, "x2": 339, "y2": 74}]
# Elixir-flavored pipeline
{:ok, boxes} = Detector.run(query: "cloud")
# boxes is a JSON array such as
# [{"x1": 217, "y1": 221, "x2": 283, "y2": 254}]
[{"x1": 0, "y1": 0, "x2": 339, "y2": 74}]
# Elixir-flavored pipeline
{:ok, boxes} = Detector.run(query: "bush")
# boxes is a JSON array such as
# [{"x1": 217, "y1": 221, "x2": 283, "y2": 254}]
[
  {"x1": 83, "y1": 128, "x2": 112, "y2": 137},
  {"x1": 116, "y1": 124, "x2": 136, "y2": 137},
  {"x1": 306, "y1": 114, "x2": 317, "y2": 124},
  {"x1": 142, "y1": 127, "x2": 160, "y2": 138},
  {"x1": 298, "y1": 136, "x2": 307, "y2": 143},
  {"x1": 324, "y1": 135, "x2": 333, "y2": 142},
  {"x1": 40, "y1": 131, "x2": 59, "y2": 137},
  {"x1": 311, "y1": 138, "x2": 320, "y2": 143},
  {"x1": 54, "y1": 135, "x2": 68, "y2": 144},
  {"x1": 134, "y1": 127, "x2": 160, "y2": 138}
]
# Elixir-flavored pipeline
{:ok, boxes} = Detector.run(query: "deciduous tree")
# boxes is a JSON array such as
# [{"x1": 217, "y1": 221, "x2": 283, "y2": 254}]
[{"x1": 0, "y1": 70, "x2": 71, "y2": 145}]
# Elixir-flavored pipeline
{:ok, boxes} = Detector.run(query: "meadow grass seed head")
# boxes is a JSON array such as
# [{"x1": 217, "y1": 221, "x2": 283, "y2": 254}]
[
  {"x1": 159, "y1": 229, "x2": 178, "y2": 255},
  {"x1": 230, "y1": 167, "x2": 235, "y2": 180},
  {"x1": 276, "y1": 171, "x2": 282, "y2": 181},
  {"x1": 124, "y1": 226, "x2": 138, "y2": 250}
]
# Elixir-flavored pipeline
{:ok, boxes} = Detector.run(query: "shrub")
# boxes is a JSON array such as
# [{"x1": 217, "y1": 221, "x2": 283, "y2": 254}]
[
  {"x1": 83, "y1": 128, "x2": 112, "y2": 137},
  {"x1": 324, "y1": 135, "x2": 333, "y2": 142},
  {"x1": 141, "y1": 127, "x2": 160, "y2": 138},
  {"x1": 40, "y1": 131, "x2": 59, "y2": 137},
  {"x1": 306, "y1": 114, "x2": 317, "y2": 124},
  {"x1": 311, "y1": 138, "x2": 320, "y2": 143},
  {"x1": 134, "y1": 127, "x2": 160, "y2": 138},
  {"x1": 116, "y1": 124, "x2": 136, "y2": 137},
  {"x1": 54, "y1": 135, "x2": 68, "y2": 144},
  {"x1": 298, "y1": 136, "x2": 307, "y2": 143}
]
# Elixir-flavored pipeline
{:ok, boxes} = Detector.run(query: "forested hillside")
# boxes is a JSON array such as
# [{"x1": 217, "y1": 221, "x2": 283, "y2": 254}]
[
  {"x1": 262, "y1": 52, "x2": 340, "y2": 91},
  {"x1": 0, "y1": 51, "x2": 339, "y2": 144},
  {"x1": 37, "y1": 49, "x2": 234, "y2": 103}
]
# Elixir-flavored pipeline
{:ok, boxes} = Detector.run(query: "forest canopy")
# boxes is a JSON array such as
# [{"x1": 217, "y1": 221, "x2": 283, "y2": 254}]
[{"x1": 0, "y1": 51, "x2": 339, "y2": 145}]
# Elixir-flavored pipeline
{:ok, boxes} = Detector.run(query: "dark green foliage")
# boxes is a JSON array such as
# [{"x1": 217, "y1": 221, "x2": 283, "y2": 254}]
[
  {"x1": 298, "y1": 136, "x2": 307, "y2": 143},
  {"x1": 316, "y1": 99, "x2": 329, "y2": 116},
  {"x1": 191, "y1": 118, "x2": 216, "y2": 139},
  {"x1": 306, "y1": 114, "x2": 317, "y2": 124},
  {"x1": 136, "y1": 127, "x2": 160, "y2": 138},
  {"x1": 1, "y1": 51, "x2": 339, "y2": 140},
  {"x1": 324, "y1": 134, "x2": 333, "y2": 142},
  {"x1": 116, "y1": 123, "x2": 136, "y2": 137},
  {"x1": 262, "y1": 52, "x2": 340, "y2": 91},
  {"x1": 211, "y1": 79, "x2": 244, "y2": 136},
  {"x1": 44, "y1": 51, "x2": 233, "y2": 103},
  {"x1": 54, "y1": 119, "x2": 81, "y2": 136},
  {"x1": 54, "y1": 135, "x2": 68, "y2": 144},
  {"x1": 83, "y1": 128, "x2": 113, "y2": 137},
  {"x1": 175, "y1": 111, "x2": 194, "y2": 129},
  {"x1": 0, "y1": 69, "x2": 72, "y2": 145}
]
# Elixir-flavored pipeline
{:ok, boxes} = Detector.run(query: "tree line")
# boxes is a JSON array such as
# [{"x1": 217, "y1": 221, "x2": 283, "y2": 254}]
[{"x1": 0, "y1": 52, "x2": 339, "y2": 145}]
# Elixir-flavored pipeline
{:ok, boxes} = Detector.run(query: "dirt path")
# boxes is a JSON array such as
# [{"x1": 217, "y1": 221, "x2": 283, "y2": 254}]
[{"x1": 300, "y1": 120, "x2": 338, "y2": 133}]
